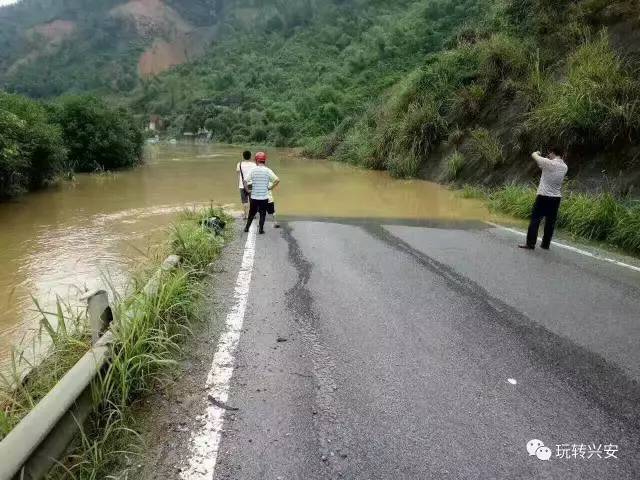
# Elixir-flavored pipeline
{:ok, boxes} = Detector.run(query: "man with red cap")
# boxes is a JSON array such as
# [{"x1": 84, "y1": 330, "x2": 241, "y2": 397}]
[{"x1": 244, "y1": 151, "x2": 280, "y2": 234}]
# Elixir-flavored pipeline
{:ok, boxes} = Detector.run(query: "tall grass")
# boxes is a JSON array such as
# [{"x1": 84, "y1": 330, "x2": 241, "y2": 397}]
[
  {"x1": 559, "y1": 191, "x2": 623, "y2": 241},
  {"x1": 611, "y1": 206, "x2": 640, "y2": 253},
  {"x1": 459, "y1": 184, "x2": 487, "y2": 199},
  {"x1": 1, "y1": 207, "x2": 232, "y2": 478},
  {"x1": 444, "y1": 151, "x2": 465, "y2": 181},
  {"x1": 526, "y1": 32, "x2": 640, "y2": 147},
  {"x1": 469, "y1": 127, "x2": 504, "y2": 167},
  {"x1": 488, "y1": 184, "x2": 640, "y2": 255},
  {"x1": 0, "y1": 301, "x2": 91, "y2": 440},
  {"x1": 488, "y1": 184, "x2": 537, "y2": 218}
]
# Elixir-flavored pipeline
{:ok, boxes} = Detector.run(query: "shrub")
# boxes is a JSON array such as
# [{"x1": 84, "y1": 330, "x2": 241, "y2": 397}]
[
  {"x1": 334, "y1": 120, "x2": 380, "y2": 169},
  {"x1": 52, "y1": 95, "x2": 144, "y2": 172},
  {"x1": 444, "y1": 151, "x2": 465, "y2": 181},
  {"x1": 395, "y1": 97, "x2": 448, "y2": 159},
  {"x1": 449, "y1": 83, "x2": 486, "y2": 122},
  {"x1": 469, "y1": 127, "x2": 504, "y2": 167},
  {"x1": 447, "y1": 127, "x2": 465, "y2": 148},
  {"x1": 477, "y1": 33, "x2": 529, "y2": 85},
  {"x1": 0, "y1": 93, "x2": 66, "y2": 198},
  {"x1": 386, "y1": 152, "x2": 422, "y2": 178},
  {"x1": 526, "y1": 32, "x2": 640, "y2": 148},
  {"x1": 301, "y1": 136, "x2": 330, "y2": 158}
]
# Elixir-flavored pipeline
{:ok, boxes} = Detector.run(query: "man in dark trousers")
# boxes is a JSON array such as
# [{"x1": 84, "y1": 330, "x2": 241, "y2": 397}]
[
  {"x1": 519, "y1": 148, "x2": 568, "y2": 250},
  {"x1": 244, "y1": 151, "x2": 279, "y2": 235}
]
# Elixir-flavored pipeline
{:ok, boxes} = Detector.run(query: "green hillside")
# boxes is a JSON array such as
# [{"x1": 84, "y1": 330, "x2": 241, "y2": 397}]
[{"x1": 3, "y1": 0, "x2": 640, "y2": 191}]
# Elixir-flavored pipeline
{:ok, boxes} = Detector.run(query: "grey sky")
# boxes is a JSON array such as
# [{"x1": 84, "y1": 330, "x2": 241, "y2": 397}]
[{"x1": 0, "y1": 0, "x2": 20, "y2": 7}]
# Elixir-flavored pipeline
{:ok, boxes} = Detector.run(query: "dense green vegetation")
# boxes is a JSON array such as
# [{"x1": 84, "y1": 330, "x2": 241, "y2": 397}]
[
  {"x1": 52, "y1": 96, "x2": 144, "y2": 172},
  {"x1": 0, "y1": 93, "x2": 144, "y2": 199},
  {"x1": 0, "y1": 92, "x2": 66, "y2": 197},
  {"x1": 136, "y1": 0, "x2": 495, "y2": 146},
  {"x1": 3, "y1": 0, "x2": 640, "y2": 197},
  {"x1": 0, "y1": 207, "x2": 232, "y2": 477},
  {"x1": 0, "y1": 0, "x2": 141, "y2": 97},
  {"x1": 309, "y1": 1, "x2": 640, "y2": 177}
]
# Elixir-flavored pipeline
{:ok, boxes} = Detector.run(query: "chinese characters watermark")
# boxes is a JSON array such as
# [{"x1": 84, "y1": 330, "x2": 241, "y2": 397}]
[{"x1": 527, "y1": 439, "x2": 619, "y2": 461}]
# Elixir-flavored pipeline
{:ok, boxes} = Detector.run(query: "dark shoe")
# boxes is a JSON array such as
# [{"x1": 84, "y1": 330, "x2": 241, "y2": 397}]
[
  {"x1": 274, "y1": 223, "x2": 281, "y2": 229},
  {"x1": 540, "y1": 245, "x2": 550, "y2": 250},
  {"x1": 244, "y1": 227, "x2": 249, "y2": 233},
  {"x1": 518, "y1": 244, "x2": 535, "y2": 250},
  {"x1": 259, "y1": 230, "x2": 265, "y2": 235}
]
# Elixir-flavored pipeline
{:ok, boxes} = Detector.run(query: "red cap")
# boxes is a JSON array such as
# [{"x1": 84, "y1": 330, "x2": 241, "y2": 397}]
[{"x1": 255, "y1": 151, "x2": 267, "y2": 163}]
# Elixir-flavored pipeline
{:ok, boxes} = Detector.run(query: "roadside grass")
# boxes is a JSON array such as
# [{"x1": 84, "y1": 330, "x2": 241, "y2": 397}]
[
  {"x1": 459, "y1": 184, "x2": 487, "y2": 199},
  {"x1": 610, "y1": 206, "x2": 640, "y2": 254},
  {"x1": 488, "y1": 183, "x2": 536, "y2": 218},
  {"x1": 0, "y1": 302, "x2": 91, "y2": 440},
  {"x1": 483, "y1": 184, "x2": 640, "y2": 255},
  {"x1": 0, "y1": 206, "x2": 233, "y2": 478}
]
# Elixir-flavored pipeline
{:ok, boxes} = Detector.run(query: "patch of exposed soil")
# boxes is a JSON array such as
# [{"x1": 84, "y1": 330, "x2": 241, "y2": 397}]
[
  {"x1": 29, "y1": 19, "x2": 76, "y2": 45},
  {"x1": 110, "y1": 0, "x2": 191, "y2": 37},
  {"x1": 8, "y1": 20, "x2": 77, "y2": 74},
  {"x1": 138, "y1": 27, "x2": 215, "y2": 78}
]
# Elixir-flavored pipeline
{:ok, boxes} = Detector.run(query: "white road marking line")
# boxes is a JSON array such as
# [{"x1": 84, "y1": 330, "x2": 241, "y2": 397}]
[
  {"x1": 507, "y1": 378, "x2": 518, "y2": 385},
  {"x1": 486, "y1": 222, "x2": 640, "y2": 274},
  {"x1": 180, "y1": 225, "x2": 257, "y2": 480}
]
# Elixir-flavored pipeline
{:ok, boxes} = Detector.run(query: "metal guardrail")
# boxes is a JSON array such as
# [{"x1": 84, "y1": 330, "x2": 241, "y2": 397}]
[{"x1": 0, "y1": 255, "x2": 181, "y2": 480}]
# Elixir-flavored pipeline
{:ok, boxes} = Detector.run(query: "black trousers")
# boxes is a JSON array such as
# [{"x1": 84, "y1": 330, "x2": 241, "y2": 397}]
[
  {"x1": 526, "y1": 195, "x2": 561, "y2": 248},
  {"x1": 245, "y1": 198, "x2": 268, "y2": 232}
]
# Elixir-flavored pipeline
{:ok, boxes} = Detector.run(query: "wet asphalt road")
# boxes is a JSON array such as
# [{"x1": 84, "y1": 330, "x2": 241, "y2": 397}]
[{"x1": 213, "y1": 220, "x2": 640, "y2": 480}]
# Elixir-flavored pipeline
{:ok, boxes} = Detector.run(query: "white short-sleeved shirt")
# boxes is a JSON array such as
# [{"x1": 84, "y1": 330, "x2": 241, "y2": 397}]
[{"x1": 237, "y1": 161, "x2": 256, "y2": 189}]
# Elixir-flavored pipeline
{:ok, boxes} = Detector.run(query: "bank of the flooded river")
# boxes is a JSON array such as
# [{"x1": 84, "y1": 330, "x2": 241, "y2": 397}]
[{"x1": 0, "y1": 144, "x2": 489, "y2": 370}]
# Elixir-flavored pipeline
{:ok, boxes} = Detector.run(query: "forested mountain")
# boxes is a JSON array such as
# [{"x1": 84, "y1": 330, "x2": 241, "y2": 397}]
[
  {"x1": 2, "y1": 0, "x2": 640, "y2": 189},
  {"x1": 0, "y1": 0, "x2": 222, "y2": 96}
]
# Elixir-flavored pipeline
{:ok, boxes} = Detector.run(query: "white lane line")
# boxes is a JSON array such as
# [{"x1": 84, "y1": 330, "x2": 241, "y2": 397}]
[
  {"x1": 486, "y1": 222, "x2": 640, "y2": 274},
  {"x1": 181, "y1": 225, "x2": 257, "y2": 480}
]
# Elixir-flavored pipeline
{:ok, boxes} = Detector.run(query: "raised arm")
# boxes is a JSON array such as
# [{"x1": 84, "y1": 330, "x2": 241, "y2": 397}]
[{"x1": 532, "y1": 151, "x2": 554, "y2": 170}]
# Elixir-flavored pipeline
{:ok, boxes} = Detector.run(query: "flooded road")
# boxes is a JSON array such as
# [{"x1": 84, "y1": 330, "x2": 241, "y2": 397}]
[{"x1": 0, "y1": 144, "x2": 488, "y2": 369}]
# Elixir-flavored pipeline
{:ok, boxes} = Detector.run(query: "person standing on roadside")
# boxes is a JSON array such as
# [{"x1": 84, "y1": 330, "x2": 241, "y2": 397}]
[
  {"x1": 519, "y1": 147, "x2": 568, "y2": 251},
  {"x1": 245, "y1": 151, "x2": 279, "y2": 234},
  {"x1": 237, "y1": 150, "x2": 256, "y2": 219}
]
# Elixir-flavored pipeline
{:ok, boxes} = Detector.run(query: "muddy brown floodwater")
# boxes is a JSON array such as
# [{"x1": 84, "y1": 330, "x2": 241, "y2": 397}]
[{"x1": 0, "y1": 144, "x2": 488, "y2": 371}]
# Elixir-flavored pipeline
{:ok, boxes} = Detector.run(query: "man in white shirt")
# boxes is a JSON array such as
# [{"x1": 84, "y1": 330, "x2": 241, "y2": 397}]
[
  {"x1": 519, "y1": 147, "x2": 568, "y2": 250},
  {"x1": 237, "y1": 150, "x2": 256, "y2": 219},
  {"x1": 244, "y1": 151, "x2": 280, "y2": 234}
]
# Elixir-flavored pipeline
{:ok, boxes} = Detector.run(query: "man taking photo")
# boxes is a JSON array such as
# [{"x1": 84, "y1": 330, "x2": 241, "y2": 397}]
[{"x1": 519, "y1": 147, "x2": 568, "y2": 251}]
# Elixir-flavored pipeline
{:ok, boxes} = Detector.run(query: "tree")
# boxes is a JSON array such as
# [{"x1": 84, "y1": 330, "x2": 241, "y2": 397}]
[
  {"x1": 0, "y1": 92, "x2": 66, "y2": 198},
  {"x1": 52, "y1": 95, "x2": 144, "y2": 172}
]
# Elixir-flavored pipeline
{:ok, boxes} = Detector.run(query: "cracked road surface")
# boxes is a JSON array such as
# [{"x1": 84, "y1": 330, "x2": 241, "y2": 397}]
[{"x1": 205, "y1": 220, "x2": 640, "y2": 480}]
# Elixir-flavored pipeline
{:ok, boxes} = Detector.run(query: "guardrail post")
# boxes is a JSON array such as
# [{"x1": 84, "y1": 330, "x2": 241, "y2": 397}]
[{"x1": 82, "y1": 290, "x2": 112, "y2": 344}]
